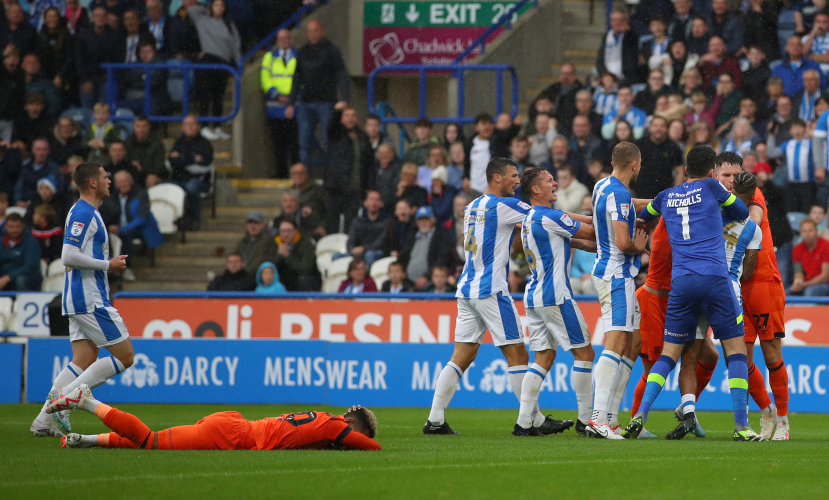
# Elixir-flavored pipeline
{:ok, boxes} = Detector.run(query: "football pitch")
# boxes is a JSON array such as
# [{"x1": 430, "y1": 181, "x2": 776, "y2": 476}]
[{"x1": 2, "y1": 404, "x2": 827, "y2": 499}]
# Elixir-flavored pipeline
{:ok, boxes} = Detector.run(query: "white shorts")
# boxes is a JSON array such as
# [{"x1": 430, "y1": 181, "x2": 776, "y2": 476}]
[
  {"x1": 696, "y1": 279, "x2": 742, "y2": 339},
  {"x1": 69, "y1": 306, "x2": 130, "y2": 348},
  {"x1": 526, "y1": 299, "x2": 591, "y2": 352},
  {"x1": 592, "y1": 276, "x2": 641, "y2": 333},
  {"x1": 455, "y1": 292, "x2": 524, "y2": 346}
]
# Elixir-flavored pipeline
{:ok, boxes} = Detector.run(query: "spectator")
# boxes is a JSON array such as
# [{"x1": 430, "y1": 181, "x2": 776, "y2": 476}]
[
  {"x1": 380, "y1": 261, "x2": 415, "y2": 293},
  {"x1": 286, "y1": 20, "x2": 349, "y2": 171},
  {"x1": 508, "y1": 136, "x2": 529, "y2": 173},
  {"x1": 527, "y1": 95, "x2": 555, "y2": 135},
  {"x1": 402, "y1": 118, "x2": 437, "y2": 167},
  {"x1": 720, "y1": 117, "x2": 760, "y2": 156},
  {"x1": 21, "y1": 54, "x2": 60, "y2": 119},
  {"x1": 261, "y1": 28, "x2": 298, "y2": 179},
  {"x1": 596, "y1": 7, "x2": 639, "y2": 84},
  {"x1": 569, "y1": 114, "x2": 606, "y2": 185},
  {"x1": 49, "y1": 116, "x2": 84, "y2": 166},
  {"x1": 337, "y1": 258, "x2": 377, "y2": 293},
  {"x1": 324, "y1": 105, "x2": 372, "y2": 235},
  {"x1": 365, "y1": 113, "x2": 393, "y2": 158},
  {"x1": 768, "y1": 117, "x2": 820, "y2": 212},
  {"x1": 104, "y1": 140, "x2": 140, "y2": 184},
  {"x1": 273, "y1": 189, "x2": 322, "y2": 238},
  {"x1": 75, "y1": 6, "x2": 122, "y2": 109},
  {"x1": 717, "y1": 96, "x2": 766, "y2": 139},
  {"x1": 118, "y1": 41, "x2": 171, "y2": 115},
  {"x1": 528, "y1": 112, "x2": 556, "y2": 166},
  {"x1": 11, "y1": 93, "x2": 52, "y2": 155},
  {"x1": 169, "y1": 115, "x2": 214, "y2": 228},
  {"x1": 36, "y1": 7, "x2": 75, "y2": 101},
  {"x1": 742, "y1": 45, "x2": 771, "y2": 102},
  {"x1": 807, "y1": 203, "x2": 829, "y2": 240},
  {"x1": 0, "y1": 144, "x2": 22, "y2": 202},
  {"x1": 540, "y1": 63, "x2": 584, "y2": 131},
  {"x1": 789, "y1": 218, "x2": 829, "y2": 296},
  {"x1": 273, "y1": 219, "x2": 321, "y2": 292},
  {"x1": 31, "y1": 203, "x2": 62, "y2": 264},
  {"x1": 398, "y1": 206, "x2": 455, "y2": 290},
  {"x1": 464, "y1": 113, "x2": 497, "y2": 195},
  {"x1": 0, "y1": 44, "x2": 25, "y2": 143},
  {"x1": 539, "y1": 136, "x2": 570, "y2": 178},
  {"x1": 188, "y1": 0, "x2": 240, "y2": 140},
  {"x1": 344, "y1": 190, "x2": 390, "y2": 268},
  {"x1": 742, "y1": 150, "x2": 760, "y2": 173},
  {"x1": 14, "y1": 137, "x2": 57, "y2": 205},
  {"x1": 553, "y1": 164, "x2": 589, "y2": 213},
  {"x1": 601, "y1": 85, "x2": 647, "y2": 140},
  {"x1": 101, "y1": 170, "x2": 163, "y2": 280},
  {"x1": 120, "y1": 9, "x2": 155, "y2": 64},
  {"x1": 795, "y1": 0, "x2": 823, "y2": 34},
  {"x1": 125, "y1": 114, "x2": 166, "y2": 188},
  {"x1": 707, "y1": 0, "x2": 742, "y2": 56},
  {"x1": 664, "y1": 40, "x2": 698, "y2": 89},
  {"x1": 743, "y1": 0, "x2": 779, "y2": 60},
  {"x1": 442, "y1": 123, "x2": 465, "y2": 151},
  {"x1": 772, "y1": 35, "x2": 825, "y2": 97},
  {"x1": 602, "y1": 120, "x2": 634, "y2": 167},
  {"x1": 769, "y1": 94, "x2": 794, "y2": 143},
  {"x1": 638, "y1": 16, "x2": 671, "y2": 81},
  {"x1": 570, "y1": 90, "x2": 604, "y2": 138},
  {"x1": 418, "y1": 143, "x2": 445, "y2": 193},
  {"x1": 65, "y1": 0, "x2": 89, "y2": 34},
  {"x1": 168, "y1": 0, "x2": 201, "y2": 60},
  {"x1": 667, "y1": 0, "x2": 694, "y2": 42},
  {"x1": 0, "y1": 213, "x2": 41, "y2": 290},
  {"x1": 685, "y1": 90, "x2": 722, "y2": 128},
  {"x1": 634, "y1": 116, "x2": 685, "y2": 197},
  {"x1": 685, "y1": 16, "x2": 710, "y2": 56},
  {"x1": 390, "y1": 198, "x2": 415, "y2": 255},
  {"x1": 794, "y1": 69, "x2": 828, "y2": 122},
  {"x1": 668, "y1": 118, "x2": 687, "y2": 151},
  {"x1": 61, "y1": 154, "x2": 83, "y2": 203},
  {"x1": 145, "y1": 0, "x2": 172, "y2": 56},
  {"x1": 804, "y1": 11, "x2": 829, "y2": 77},
  {"x1": 233, "y1": 210, "x2": 277, "y2": 275},
  {"x1": 207, "y1": 253, "x2": 256, "y2": 292},
  {"x1": 255, "y1": 261, "x2": 286, "y2": 294},
  {"x1": 678, "y1": 66, "x2": 703, "y2": 101},
  {"x1": 423, "y1": 265, "x2": 457, "y2": 293},
  {"x1": 429, "y1": 165, "x2": 456, "y2": 227},
  {"x1": 83, "y1": 102, "x2": 119, "y2": 165},
  {"x1": 374, "y1": 143, "x2": 401, "y2": 212},
  {"x1": 697, "y1": 36, "x2": 742, "y2": 90},
  {"x1": 2, "y1": 4, "x2": 37, "y2": 56},
  {"x1": 451, "y1": 193, "x2": 469, "y2": 246},
  {"x1": 715, "y1": 73, "x2": 745, "y2": 128},
  {"x1": 26, "y1": 176, "x2": 65, "y2": 226},
  {"x1": 446, "y1": 142, "x2": 465, "y2": 192},
  {"x1": 592, "y1": 72, "x2": 618, "y2": 117},
  {"x1": 759, "y1": 76, "x2": 786, "y2": 120},
  {"x1": 396, "y1": 162, "x2": 428, "y2": 209},
  {"x1": 289, "y1": 162, "x2": 326, "y2": 238}
]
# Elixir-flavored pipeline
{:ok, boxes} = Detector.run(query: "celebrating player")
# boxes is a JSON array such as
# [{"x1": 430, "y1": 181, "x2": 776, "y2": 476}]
[
  {"x1": 424, "y1": 158, "x2": 569, "y2": 436},
  {"x1": 48, "y1": 384, "x2": 381, "y2": 451},
  {"x1": 514, "y1": 167, "x2": 596, "y2": 436},
  {"x1": 30, "y1": 163, "x2": 133, "y2": 438},
  {"x1": 624, "y1": 145, "x2": 765, "y2": 442},
  {"x1": 586, "y1": 142, "x2": 649, "y2": 439}
]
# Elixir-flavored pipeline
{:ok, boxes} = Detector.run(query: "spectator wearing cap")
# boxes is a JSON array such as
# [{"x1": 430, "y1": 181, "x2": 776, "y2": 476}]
[
  {"x1": 343, "y1": 190, "x2": 391, "y2": 269},
  {"x1": 234, "y1": 210, "x2": 277, "y2": 276},
  {"x1": 274, "y1": 219, "x2": 321, "y2": 291},
  {"x1": 789, "y1": 218, "x2": 829, "y2": 296},
  {"x1": 772, "y1": 35, "x2": 826, "y2": 97},
  {"x1": 398, "y1": 205, "x2": 456, "y2": 290},
  {"x1": 403, "y1": 117, "x2": 437, "y2": 167},
  {"x1": 429, "y1": 165, "x2": 456, "y2": 228}
]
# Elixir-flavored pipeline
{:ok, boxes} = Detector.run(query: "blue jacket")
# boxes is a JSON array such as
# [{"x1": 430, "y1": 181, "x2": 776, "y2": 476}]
[
  {"x1": 101, "y1": 187, "x2": 163, "y2": 248},
  {"x1": 771, "y1": 58, "x2": 826, "y2": 97},
  {"x1": 0, "y1": 232, "x2": 40, "y2": 280},
  {"x1": 14, "y1": 159, "x2": 59, "y2": 204},
  {"x1": 255, "y1": 261, "x2": 287, "y2": 294}
]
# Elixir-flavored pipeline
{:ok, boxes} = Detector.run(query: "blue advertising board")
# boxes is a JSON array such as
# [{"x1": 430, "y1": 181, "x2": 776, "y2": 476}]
[
  {"x1": 25, "y1": 339, "x2": 829, "y2": 413},
  {"x1": 0, "y1": 343, "x2": 22, "y2": 403}
]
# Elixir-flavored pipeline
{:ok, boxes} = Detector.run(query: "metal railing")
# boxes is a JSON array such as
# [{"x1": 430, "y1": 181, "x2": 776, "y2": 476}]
[
  {"x1": 102, "y1": 62, "x2": 241, "y2": 123},
  {"x1": 452, "y1": 0, "x2": 538, "y2": 63}
]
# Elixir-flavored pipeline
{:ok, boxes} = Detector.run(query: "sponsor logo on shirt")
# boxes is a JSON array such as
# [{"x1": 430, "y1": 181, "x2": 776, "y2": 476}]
[
  {"x1": 70, "y1": 222, "x2": 84, "y2": 237},
  {"x1": 517, "y1": 201, "x2": 531, "y2": 211},
  {"x1": 560, "y1": 213, "x2": 575, "y2": 227},
  {"x1": 620, "y1": 203, "x2": 630, "y2": 219}
]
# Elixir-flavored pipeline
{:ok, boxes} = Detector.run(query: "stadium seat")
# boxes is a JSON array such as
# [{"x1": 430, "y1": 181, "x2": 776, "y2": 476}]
[
  {"x1": 47, "y1": 259, "x2": 65, "y2": 277},
  {"x1": 787, "y1": 212, "x2": 807, "y2": 234},
  {"x1": 148, "y1": 183, "x2": 186, "y2": 234},
  {"x1": 316, "y1": 252, "x2": 335, "y2": 279},
  {"x1": 61, "y1": 107, "x2": 94, "y2": 129},
  {"x1": 0, "y1": 297, "x2": 13, "y2": 332},
  {"x1": 109, "y1": 232, "x2": 123, "y2": 259},
  {"x1": 370, "y1": 256, "x2": 397, "y2": 285},
  {"x1": 40, "y1": 260, "x2": 47, "y2": 278},
  {"x1": 322, "y1": 256, "x2": 353, "y2": 293},
  {"x1": 5, "y1": 207, "x2": 26, "y2": 218},
  {"x1": 316, "y1": 233, "x2": 348, "y2": 258},
  {"x1": 114, "y1": 108, "x2": 135, "y2": 139},
  {"x1": 42, "y1": 273, "x2": 65, "y2": 292}
]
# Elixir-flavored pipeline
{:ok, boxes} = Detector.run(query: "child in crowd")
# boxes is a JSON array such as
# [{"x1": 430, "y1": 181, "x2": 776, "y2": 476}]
[
  {"x1": 84, "y1": 103, "x2": 121, "y2": 165},
  {"x1": 381, "y1": 261, "x2": 415, "y2": 293},
  {"x1": 31, "y1": 203, "x2": 63, "y2": 264},
  {"x1": 423, "y1": 265, "x2": 456, "y2": 294}
]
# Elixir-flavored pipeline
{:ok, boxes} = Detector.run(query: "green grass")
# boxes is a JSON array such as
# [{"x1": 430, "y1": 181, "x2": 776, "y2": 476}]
[{"x1": 1, "y1": 404, "x2": 827, "y2": 499}]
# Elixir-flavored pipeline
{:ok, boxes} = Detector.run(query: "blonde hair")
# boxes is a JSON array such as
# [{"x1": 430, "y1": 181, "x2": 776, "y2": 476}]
[
  {"x1": 93, "y1": 103, "x2": 110, "y2": 114},
  {"x1": 66, "y1": 155, "x2": 85, "y2": 167},
  {"x1": 401, "y1": 162, "x2": 418, "y2": 176}
]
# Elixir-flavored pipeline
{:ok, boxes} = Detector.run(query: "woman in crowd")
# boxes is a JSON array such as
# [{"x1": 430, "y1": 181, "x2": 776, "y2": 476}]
[
  {"x1": 337, "y1": 258, "x2": 377, "y2": 293},
  {"x1": 668, "y1": 119, "x2": 687, "y2": 153},
  {"x1": 417, "y1": 144, "x2": 446, "y2": 194},
  {"x1": 687, "y1": 120, "x2": 719, "y2": 153},
  {"x1": 666, "y1": 40, "x2": 699, "y2": 88},
  {"x1": 442, "y1": 123, "x2": 464, "y2": 150},
  {"x1": 37, "y1": 7, "x2": 76, "y2": 103},
  {"x1": 720, "y1": 117, "x2": 760, "y2": 155}
]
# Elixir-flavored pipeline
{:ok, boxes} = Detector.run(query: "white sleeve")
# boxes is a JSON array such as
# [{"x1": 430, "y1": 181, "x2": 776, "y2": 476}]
[
  {"x1": 62, "y1": 244, "x2": 110, "y2": 271},
  {"x1": 748, "y1": 226, "x2": 763, "y2": 250}
]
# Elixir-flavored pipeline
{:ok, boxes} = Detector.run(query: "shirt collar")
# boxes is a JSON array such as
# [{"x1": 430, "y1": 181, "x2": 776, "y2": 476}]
[{"x1": 417, "y1": 228, "x2": 435, "y2": 239}]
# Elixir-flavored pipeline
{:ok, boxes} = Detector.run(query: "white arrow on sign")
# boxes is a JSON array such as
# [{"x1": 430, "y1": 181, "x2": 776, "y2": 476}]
[{"x1": 405, "y1": 4, "x2": 420, "y2": 23}]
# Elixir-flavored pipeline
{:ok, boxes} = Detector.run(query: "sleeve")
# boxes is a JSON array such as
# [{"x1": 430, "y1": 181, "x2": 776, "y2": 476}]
[
  {"x1": 638, "y1": 191, "x2": 664, "y2": 222},
  {"x1": 63, "y1": 208, "x2": 93, "y2": 248},
  {"x1": 336, "y1": 426, "x2": 382, "y2": 451},
  {"x1": 500, "y1": 198, "x2": 531, "y2": 224},
  {"x1": 748, "y1": 224, "x2": 763, "y2": 250},
  {"x1": 62, "y1": 244, "x2": 109, "y2": 271},
  {"x1": 704, "y1": 178, "x2": 749, "y2": 220},
  {"x1": 814, "y1": 111, "x2": 829, "y2": 138},
  {"x1": 543, "y1": 210, "x2": 580, "y2": 238},
  {"x1": 610, "y1": 190, "x2": 634, "y2": 223},
  {"x1": 333, "y1": 47, "x2": 350, "y2": 103}
]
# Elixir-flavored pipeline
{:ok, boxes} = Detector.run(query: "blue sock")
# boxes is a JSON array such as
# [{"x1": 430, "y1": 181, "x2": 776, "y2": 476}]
[
  {"x1": 635, "y1": 355, "x2": 676, "y2": 422},
  {"x1": 727, "y1": 353, "x2": 749, "y2": 427}
]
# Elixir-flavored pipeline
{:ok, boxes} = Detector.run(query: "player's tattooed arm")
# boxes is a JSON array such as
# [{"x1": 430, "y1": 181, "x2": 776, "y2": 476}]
[
  {"x1": 613, "y1": 221, "x2": 648, "y2": 255},
  {"x1": 571, "y1": 238, "x2": 597, "y2": 253},
  {"x1": 741, "y1": 249, "x2": 759, "y2": 281}
]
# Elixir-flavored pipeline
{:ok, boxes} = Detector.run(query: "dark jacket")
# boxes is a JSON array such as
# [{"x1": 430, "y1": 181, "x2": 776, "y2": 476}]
[
  {"x1": 596, "y1": 30, "x2": 640, "y2": 84},
  {"x1": 37, "y1": 27, "x2": 76, "y2": 85},
  {"x1": 273, "y1": 231, "x2": 320, "y2": 291},
  {"x1": 25, "y1": 74, "x2": 62, "y2": 119},
  {"x1": 668, "y1": 13, "x2": 694, "y2": 43},
  {"x1": 742, "y1": 8, "x2": 779, "y2": 60},
  {"x1": 398, "y1": 184, "x2": 428, "y2": 210},
  {"x1": 1, "y1": 22, "x2": 37, "y2": 56},
  {"x1": 0, "y1": 232, "x2": 40, "y2": 280},
  {"x1": 0, "y1": 148, "x2": 23, "y2": 201},
  {"x1": 398, "y1": 226, "x2": 456, "y2": 280},
  {"x1": 390, "y1": 218, "x2": 414, "y2": 253},
  {"x1": 429, "y1": 185, "x2": 457, "y2": 227},
  {"x1": 324, "y1": 110, "x2": 373, "y2": 193},
  {"x1": 742, "y1": 62, "x2": 772, "y2": 102},
  {"x1": 169, "y1": 133, "x2": 214, "y2": 183},
  {"x1": 539, "y1": 83, "x2": 585, "y2": 136},
  {"x1": 295, "y1": 182, "x2": 326, "y2": 223},
  {"x1": 104, "y1": 158, "x2": 141, "y2": 186},
  {"x1": 289, "y1": 38, "x2": 350, "y2": 104},
  {"x1": 374, "y1": 159, "x2": 402, "y2": 210},
  {"x1": 381, "y1": 279, "x2": 416, "y2": 293},
  {"x1": 234, "y1": 232, "x2": 278, "y2": 276},
  {"x1": 50, "y1": 128, "x2": 85, "y2": 167},
  {"x1": 14, "y1": 159, "x2": 59, "y2": 204},
  {"x1": 74, "y1": 25, "x2": 123, "y2": 82},
  {"x1": 569, "y1": 135, "x2": 607, "y2": 186},
  {"x1": 347, "y1": 211, "x2": 392, "y2": 254},
  {"x1": 31, "y1": 224, "x2": 63, "y2": 263},
  {"x1": 13, "y1": 113, "x2": 53, "y2": 149},
  {"x1": 708, "y1": 12, "x2": 743, "y2": 56},
  {"x1": 207, "y1": 269, "x2": 256, "y2": 292},
  {"x1": 633, "y1": 85, "x2": 673, "y2": 116},
  {"x1": 167, "y1": 7, "x2": 201, "y2": 59},
  {"x1": 100, "y1": 186, "x2": 163, "y2": 248},
  {"x1": 0, "y1": 68, "x2": 25, "y2": 124},
  {"x1": 771, "y1": 58, "x2": 826, "y2": 96},
  {"x1": 119, "y1": 54, "x2": 170, "y2": 113},
  {"x1": 125, "y1": 133, "x2": 167, "y2": 180}
]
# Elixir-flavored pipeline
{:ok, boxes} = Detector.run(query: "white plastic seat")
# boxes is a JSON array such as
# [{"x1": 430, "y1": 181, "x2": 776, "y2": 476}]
[
  {"x1": 40, "y1": 260, "x2": 47, "y2": 278},
  {"x1": 148, "y1": 183, "x2": 186, "y2": 234},
  {"x1": 315, "y1": 233, "x2": 348, "y2": 257},
  {"x1": 47, "y1": 259, "x2": 65, "y2": 276},
  {"x1": 42, "y1": 273, "x2": 65, "y2": 292},
  {"x1": 0, "y1": 297, "x2": 13, "y2": 332},
  {"x1": 369, "y1": 256, "x2": 397, "y2": 285},
  {"x1": 109, "y1": 232, "x2": 123, "y2": 258},
  {"x1": 322, "y1": 256, "x2": 353, "y2": 293},
  {"x1": 316, "y1": 253, "x2": 335, "y2": 279}
]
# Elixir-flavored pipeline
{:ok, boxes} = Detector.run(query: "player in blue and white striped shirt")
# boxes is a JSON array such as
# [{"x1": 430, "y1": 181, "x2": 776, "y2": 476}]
[
  {"x1": 770, "y1": 118, "x2": 824, "y2": 212},
  {"x1": 30, "y1": 163, "x2": 133, "y2": 438},
  {"x1": 586, "y1": 142, "x2": 649, "y2": 439},
  {"x1": 593, "y1": 72, "x2": 619, "y2": 117},
  {"x1": 513, "y1": 167, "x2": 597, "y2": 436},
  {"x1": 425, "y1": 158, "x2": 570, "y2": 436}
]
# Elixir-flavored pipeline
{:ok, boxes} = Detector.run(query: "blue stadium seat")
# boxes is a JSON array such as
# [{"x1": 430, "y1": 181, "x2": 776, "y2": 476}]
[
  {"x1": 114, "y1": 108, "x2": 135, "y2": 139},
  {"x1": 165, "y1": 58, "x2": 187, "y2": 103},
  {"x1": 788, "y1": 211, "x2": 808, "y2": 234},
  {"x1": 61, "y1": 107, "x2": 93, "y2": 129}
]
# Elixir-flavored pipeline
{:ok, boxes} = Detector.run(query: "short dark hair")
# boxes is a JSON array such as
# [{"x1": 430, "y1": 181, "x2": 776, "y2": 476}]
[
  {"x1": 388, "y1": 261, "x2": 404, "y2": 272},
  {"x1": 227, "y1": 252, "x2": 243, "y2": 261},
  {"x1": 137, "y1": 40, "x2": 155, "y2": 53},
  {"x1": 557, "y1": 164, "x2": 574, "y2": 176},
  {"x1": 649, "y1": 15, "x2": 665, "y2": 24},
  {"x1": 279, "y1": 219, "x2": 298, "y2": 229},
  {"x1": 366, "y1": 113, "x2": 381, "y2": 123},
  {"x1": 26, "y1": 92, "x2": 44, "y2": 105},
  {"x1": 415, "y1": 117, "x2": 433, "y2": 128},
  {"x1": 73, "y1": 162, "x2": 103, "y2": 190},
  {"x1": 686, "y1": 145, "x2": 717, "y2": 178},
  {"x1": 611, "y1": 142, "x2": 640, "y2": 171},
  {"x1": 5, "y1": 213, "x2": 23, "y2": 224},
  {"x1": 715, "y1": 151, "x2": 743, "y2": 170},
  {"x1": 732, "y1": 171, "x2": 757, "y2": 197},
  {"x1": 810, "y1": 203, "x2": 826, "y2": 213},
  {"x1": 790, "y1": 117, "x2": 807, "y2": 128},
  {"x1": 617, "y1": 83, "x2": 632, "y2": 92},
  {"x1": 134, "y1": 114, "x2": 150, "y2": 124},
  {"x1": 475, "y1": 113, "x2": 493, "y2": 125},
  {"x1": 520, "y1": 166, "x2": 546, "y2": 198},
  {"x1": 486, "y1": 158, "x2": 518, "y2": 184}
]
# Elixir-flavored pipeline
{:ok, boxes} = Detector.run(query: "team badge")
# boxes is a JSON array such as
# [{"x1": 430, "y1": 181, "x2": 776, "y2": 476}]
[
  {"x1": 560, "y1": 213, "x2": 575, "y2": 227},
  {"x1": 517, "y1": 201, "x2": 531, "y2": 211},
  {"x1": 71, "y1": 222, "x2": 84, "y2": 237},
  {"x1": 620, "y1": 203, "x2": 630, "y2": 219}
]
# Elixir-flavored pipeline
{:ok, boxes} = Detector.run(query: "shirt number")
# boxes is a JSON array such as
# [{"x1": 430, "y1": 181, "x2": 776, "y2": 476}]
[
  {"x1": 522, "y1": 233, "x2": 537, "y2": 272},
  {"x1": 286, "y1": 411, "x2": 317, "y2": 426},
  {"x1": 465, "y1": 224, "x2": 477, "y2": 257},
  {"x1": 677, "y1": 206, "x2": 691, "y2": 240}
]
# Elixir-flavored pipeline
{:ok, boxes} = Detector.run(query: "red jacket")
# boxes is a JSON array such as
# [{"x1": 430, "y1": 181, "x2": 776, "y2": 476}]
[
  {"x1": 337, "y1": 277, "x2": 378, "y2": 293},
  {"x1": 697, "y1": 56, "x2": 742, "y2": 90}
]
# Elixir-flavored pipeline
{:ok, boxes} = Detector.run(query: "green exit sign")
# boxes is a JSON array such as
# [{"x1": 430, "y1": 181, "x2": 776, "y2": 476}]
[{"x1": 364, "y1": 2, "x2": 532, "y2": 28}]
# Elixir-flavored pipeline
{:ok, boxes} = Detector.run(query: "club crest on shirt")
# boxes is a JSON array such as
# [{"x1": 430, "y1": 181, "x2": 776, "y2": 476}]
[
  {"x1": 620, "y1": 203, "x2": 630, "y2": 219},
  {"x1": 70, "y1": 222, "x2": 84, "y2": 237},
  {"x1": 560, "y1": 213, "x2": 575, "y2": 227},
  {"x1": 517, "y1": 201, "x2": 531, "y2": 211}
]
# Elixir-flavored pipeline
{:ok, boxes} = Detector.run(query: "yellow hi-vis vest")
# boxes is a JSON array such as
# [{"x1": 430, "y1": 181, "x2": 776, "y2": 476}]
[{"x1": 261, "y1": 50, "x2": 297, "y2": 97}]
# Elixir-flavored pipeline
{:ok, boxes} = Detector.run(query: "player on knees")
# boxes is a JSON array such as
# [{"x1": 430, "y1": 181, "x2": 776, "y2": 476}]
[
  {"x1": 31, "y1": 162, "x2": 133, "y2": 438},
  {"x1": 513, "y1": 167, "x2": 596, "y2": 436},
  {"x1": 716, "y1": 152, "x2": 789, "y2": 440},
  {"x1": 424, "y1": 159, "x2": 569, "y2": 436},
  {"x1": 623, "y1": 145, "x2": 765, "y2": 441},
  {"x1": 586, "y1": 142, "x2": 649, "y2": 439}
]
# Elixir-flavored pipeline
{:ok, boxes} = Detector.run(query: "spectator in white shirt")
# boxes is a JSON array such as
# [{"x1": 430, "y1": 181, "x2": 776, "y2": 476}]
[{"x1": 552, "y1": 164, "x2": 589, "y2": 213}]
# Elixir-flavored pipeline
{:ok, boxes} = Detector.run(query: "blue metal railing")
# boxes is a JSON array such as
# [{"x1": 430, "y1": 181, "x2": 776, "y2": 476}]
[
  {"x1": 375, "y1": 101, "x2": 413, "y2": 154},
  {"x1": 452, "y1": 0, "x2": 538, "y2": 63},
  {"x1": 102, "y1": 62, "x2": 241, "y2": 123}
]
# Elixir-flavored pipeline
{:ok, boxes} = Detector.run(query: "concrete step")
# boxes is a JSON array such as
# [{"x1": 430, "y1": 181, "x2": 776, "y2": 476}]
[
  {"x1": 122, "y1": 280, "x2": 207, "y2": 291},
  {"x1": 235, "y1": 192, "x2": 281, "y2": 208},
  {"x1": 200, "y1": 218, "x2": 251, "y2": 232},
  {"x1": 214, "y1": 206, "x2": 281, "y2": 219},
  {"x1": 156, "y1": 241, "x2": 233, "y2": 258},
  {"x1": 180, "y1": 230, "x2": 241, "y2": 244},
  {"x1": 562, "y1": 0, "x2": 604, "y2": 26},
  {"x1": 136, "y1": 267, "x2": 215, "y2": 282},
  {"x1": 561, "y1": 26, "x2": 605, "y2": 52},
  {"x1": 152, "y1": 256, "x2": 227, "y2": 269}
]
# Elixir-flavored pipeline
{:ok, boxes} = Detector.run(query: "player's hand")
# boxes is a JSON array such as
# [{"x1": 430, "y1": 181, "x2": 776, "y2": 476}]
[
  {"x1": 816, "y1": 168, "x2": 826, "y2": 183},
  {"x1": 301, "y1": 206, "x2": 313, "y2": 217},
  {"x1": 636, "y1": 218, "x2": 659, "y2": 231},
  {"x1": 109, "y1": 255, "x2": 128, "y2": 271},
  {"x1": 346, "y1": 405, "x2": 363, "y2": 413},
  {"x1": 284, "y1": 105, "x2": 294, "y2": 119},
  {"x1": 633, "y1": 228, "x2": 648, "y2": 253}
]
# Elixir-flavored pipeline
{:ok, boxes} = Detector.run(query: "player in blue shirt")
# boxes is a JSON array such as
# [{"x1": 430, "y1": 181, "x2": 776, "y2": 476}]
[
  {"x1": 624, "y1": 145, "x2": 766, "y2": 442},
  {"x1": 30, "y1": 163, "x2": 132, "y2": 438},
  {"x1": 424, "y1": 159, "x2": 571, "y2": 436}
]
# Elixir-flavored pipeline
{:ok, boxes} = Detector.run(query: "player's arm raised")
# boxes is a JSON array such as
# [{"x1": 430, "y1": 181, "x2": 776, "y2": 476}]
[{"x1": 741, "y1": 249, "x2": 759, "y2": 280}]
